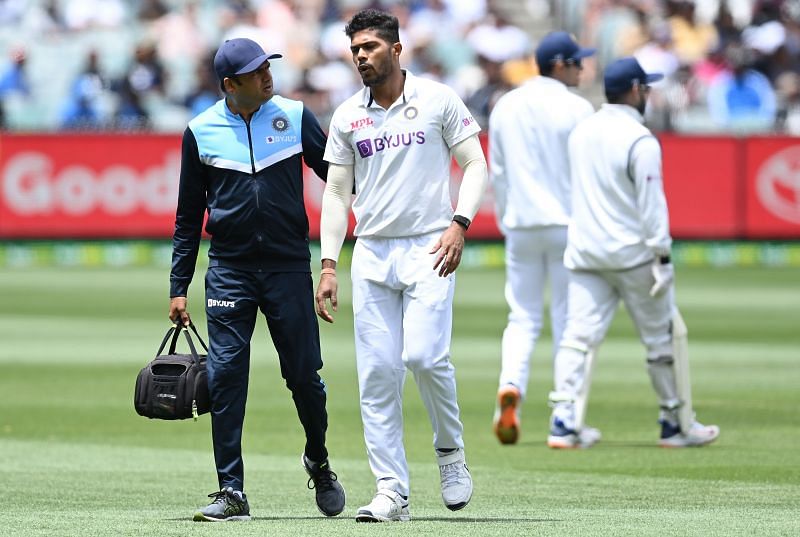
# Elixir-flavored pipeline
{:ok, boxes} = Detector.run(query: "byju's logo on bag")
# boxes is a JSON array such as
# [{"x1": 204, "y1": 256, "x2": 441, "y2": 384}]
[{"x1": 208, "y1": 298, "x2": 236, "y2": 308}]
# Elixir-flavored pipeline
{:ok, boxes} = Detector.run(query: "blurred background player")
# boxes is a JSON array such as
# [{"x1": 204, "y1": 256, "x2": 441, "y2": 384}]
[
  {"x1": 168, "y1": 37, "x2": 345, "y2": 521},
  {"x1": 488, "y1": 31, "x2": 596, "y2": 445},
  {"x1": 314, "y1": 9, "x2": 487, "y2": 523},
  {"x1": 547, "y1": 57, "x2": 720, "y2": 450}
]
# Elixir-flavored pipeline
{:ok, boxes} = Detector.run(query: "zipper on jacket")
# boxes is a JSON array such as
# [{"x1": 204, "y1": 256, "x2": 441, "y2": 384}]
[{"x1": 245, "y1": 118, "x2": 259, "y2": 209}]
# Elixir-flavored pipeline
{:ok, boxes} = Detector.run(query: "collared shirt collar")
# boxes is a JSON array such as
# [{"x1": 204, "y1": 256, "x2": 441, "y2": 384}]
[
  {"x1": 601, "y1": 102, "x2": 645, "y2": 124},
  {"x1": 361, "y1": 69, "x2": 417, "y2": 108},
  {"x1": 527, "y1": 75, "x2": 569, "y2": 91}
]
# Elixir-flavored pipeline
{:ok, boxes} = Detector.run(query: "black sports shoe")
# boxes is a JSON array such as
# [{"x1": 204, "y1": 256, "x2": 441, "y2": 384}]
[
  {"x1": 302, "y1": 455, "x2": 346, "y2": 516},
  {"x1": 193, "y1": 487, "x2": 251, "y2": 522}
]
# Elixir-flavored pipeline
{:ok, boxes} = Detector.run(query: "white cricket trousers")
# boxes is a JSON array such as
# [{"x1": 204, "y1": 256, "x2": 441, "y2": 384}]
[
  {"x1": 551, "y1": 262, "x2": 674, "y2": 424},
  {"x1": 351, "y1": 232, "x2": 464, "y2": 499},
  {"x1": 499, "y1": 226, "x2": 569, "y2": 398}
]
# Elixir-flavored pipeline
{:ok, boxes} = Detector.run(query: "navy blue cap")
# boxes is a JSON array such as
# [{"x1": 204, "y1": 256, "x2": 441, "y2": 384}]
[
  {"x1": 535, "y1": 31, "x2": 595, "y2": 69},
  {"x1": 213, "y1": 38, "x2": 282, "y2": 83},
  {"x1": 603, "y1": 57, "x2": 663, "y2": 94}
]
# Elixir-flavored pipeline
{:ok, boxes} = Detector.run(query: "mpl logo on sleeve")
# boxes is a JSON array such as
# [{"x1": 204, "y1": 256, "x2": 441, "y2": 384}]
[
  {"x1": 350, "y1": 117, "x2": 374, "y2": 132},
  {"x1": 756, "y1": 146, "x2": 800, "y2": 224}
]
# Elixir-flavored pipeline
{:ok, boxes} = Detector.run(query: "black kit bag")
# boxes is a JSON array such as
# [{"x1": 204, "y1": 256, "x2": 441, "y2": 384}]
[{"x1": 134, "y1": 322, "x2": 211, "y2": 420}]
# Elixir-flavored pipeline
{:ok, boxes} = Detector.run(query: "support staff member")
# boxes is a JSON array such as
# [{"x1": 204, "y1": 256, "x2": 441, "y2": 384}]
[{"x1": 169, "y1": 37, "x2": 345, "y2": 521}]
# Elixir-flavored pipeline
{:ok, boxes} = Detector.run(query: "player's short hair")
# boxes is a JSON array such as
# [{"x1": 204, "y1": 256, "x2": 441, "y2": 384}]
[{"x1": 344, "y1": 9, "x2": 400, "y2": 44}]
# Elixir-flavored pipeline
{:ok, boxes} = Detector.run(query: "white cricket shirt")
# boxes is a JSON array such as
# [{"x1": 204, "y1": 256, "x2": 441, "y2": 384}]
[
  {"x1": 565, "y1": 104, "x2": 672, "y2": 271},
  {"x1": 324, "y1": 70, "x2": 481, "y2": 238},
  {"x1": 489, "y1": 76, "x2": 594, "y2": 231}
]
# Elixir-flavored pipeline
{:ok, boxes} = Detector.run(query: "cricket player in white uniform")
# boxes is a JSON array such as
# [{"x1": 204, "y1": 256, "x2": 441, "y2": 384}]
[
  {"x1": 547, "y1": 57, "x2": 720, "y2": 449},
  {"x1": 314, "y1": 9, "x2": 488, "y2": 522},
  {"x1": 489, "y1": 31, "x2": 596, "y2": 445}
]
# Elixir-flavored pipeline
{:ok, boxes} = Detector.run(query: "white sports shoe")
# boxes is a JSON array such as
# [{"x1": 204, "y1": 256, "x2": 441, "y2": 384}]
[
  {"x1": 355, "y1": 490, "x2": 410, "y2": 522},
  {"x1": 659, "y1": 420, "x2": 720, "y2": 448},
  {"x1": 547, "y1": 417, "x2": 602, "y2": 449},
  {"x1": 437, "y1": 449, "x2": 473, "y2": 511}
]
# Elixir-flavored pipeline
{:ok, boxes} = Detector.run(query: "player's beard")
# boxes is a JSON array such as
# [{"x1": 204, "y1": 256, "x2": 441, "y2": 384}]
[
  {"x1": 360, "y1": 52, "x2": 393, "y2": 87},
  {"x1": 636, "y1": 93, "x2": 648, "y2": 115}
]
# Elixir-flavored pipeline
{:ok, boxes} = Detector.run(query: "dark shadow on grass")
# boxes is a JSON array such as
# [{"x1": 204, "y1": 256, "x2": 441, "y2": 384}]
[
  {"x1": 406, "y1": 517, "x2": 561, "y2": 523},
  {"x1": 167, "y1": 516, "x2": 560, "y2": 523}
]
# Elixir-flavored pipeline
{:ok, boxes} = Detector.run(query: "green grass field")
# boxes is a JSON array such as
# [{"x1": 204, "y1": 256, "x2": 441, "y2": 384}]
[{"x1": 1, "y1": 260, "x2": 798, "y2": 536}]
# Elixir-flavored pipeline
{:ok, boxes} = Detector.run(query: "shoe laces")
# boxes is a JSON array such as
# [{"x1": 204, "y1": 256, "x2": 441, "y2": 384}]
[
  {"x1": 207, "y1": 490, "x2": 228, "y2": 504},
  {"x1": 307, "y1": 464, "x2": 339, "y2": 492},
  {"x1": 207, "y1": 488, "x2": 242, "y2": 505},
  {"x1": 440, "y1": 461, "x2": 467, "y2": 487}
]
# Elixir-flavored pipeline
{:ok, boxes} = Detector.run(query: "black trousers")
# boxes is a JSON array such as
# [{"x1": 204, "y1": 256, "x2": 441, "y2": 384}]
[{"x1": 204, "y1": 266, "x2": 328, "y2": 492}]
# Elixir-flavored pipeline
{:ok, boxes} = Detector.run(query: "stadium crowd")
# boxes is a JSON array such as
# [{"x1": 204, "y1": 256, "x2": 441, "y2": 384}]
[{"x1": 0, "y1": 0, "x2": 798, "y2": 134}]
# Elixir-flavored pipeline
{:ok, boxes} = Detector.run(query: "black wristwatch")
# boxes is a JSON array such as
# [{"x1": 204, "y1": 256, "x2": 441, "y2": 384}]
[
  {"x1": 659, "y1": 255, "x2": 671, "y2": 265},
  {"x1": 452, "y1": 215, "x2": 471, "y2": 230}
]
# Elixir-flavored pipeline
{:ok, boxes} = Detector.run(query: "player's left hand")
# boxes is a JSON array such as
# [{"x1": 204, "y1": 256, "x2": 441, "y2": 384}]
[
  {"x1": 650, "y1": 261, "x2": 674, "y2": 297},
  {"x1": 431, "y1": 222, "x2": 465, "y2": 277}
]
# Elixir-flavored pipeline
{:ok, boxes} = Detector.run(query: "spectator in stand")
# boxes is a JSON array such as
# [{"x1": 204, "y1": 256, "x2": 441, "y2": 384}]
[
  {"x1": 707, "y1": 41, "x2": 777, "y2": 131},
  {"x1": 0, "y1": 46, "x2": 28, "y2": 98},
  {"x1": 0, "y1": 46, "x2": 29, "y2": 128},
  {"x1": 184, "y1": 53, "x2": 220, "y2": 119},
  {"x1": 775, "y1": 71, "x2": 800, "y2": 134},
  {"x1": 59, "y1": 50, "x2": 108, "y2": 129},
  {"x1": 634, "y1": 20, "x2": 681, "y2": 79},
  {"x1": 148, "y1": 0, "x2": 210, "y2": 67},
  {"x1": 465, "y1": 10, "x2": 531, "y2": 123},
  {"x1": 667, "y1": 0, "x2": 719, "y2": 64}
]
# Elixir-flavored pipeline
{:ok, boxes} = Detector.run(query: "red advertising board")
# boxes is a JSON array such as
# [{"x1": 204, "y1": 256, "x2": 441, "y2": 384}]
[
  {"x1": 744, "y1": 138, "x2": 800, "y2": 238},
  {"x1": 1, "y1": 133, "x2": 799, "y2": 240},
  {"x1": 661, "y1": 135, "x2": 741, "y2": 238},
  {"x1": 0, "y1": 134, "x2": 181, "y2": 238}
]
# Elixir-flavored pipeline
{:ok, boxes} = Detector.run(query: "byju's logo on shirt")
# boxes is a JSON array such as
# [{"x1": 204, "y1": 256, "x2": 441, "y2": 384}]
[
  {"x1": 208, "y1": 298, "x2": 236, "y2": 308},
  {"x1": 356, "y1": 131, "x2": 426, "y2": 159}
]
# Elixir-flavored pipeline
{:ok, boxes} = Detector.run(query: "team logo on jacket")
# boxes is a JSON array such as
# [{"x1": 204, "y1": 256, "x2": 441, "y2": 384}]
[
  {"x1": 356, "y1": 131, "x2": 426, "y2": 159},
  {"x1": 272, "y1": 116, "x2": 289, "y2": 132}
]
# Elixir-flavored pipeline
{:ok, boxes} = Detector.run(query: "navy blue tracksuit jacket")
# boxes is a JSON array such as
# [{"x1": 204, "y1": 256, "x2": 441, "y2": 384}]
[{"x1": 169, "y1": 95, "x2": 330, "y2": 492}]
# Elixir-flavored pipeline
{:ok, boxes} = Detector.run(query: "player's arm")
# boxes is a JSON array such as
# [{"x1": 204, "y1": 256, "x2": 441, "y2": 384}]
[
  {"x1": 488, "y1": 105, "x2": 508, "y2": 232},
  {"x1": 316, "y1": 162, "x2": 354, "y2": 323},
  {"x1": 630, "y1": 135, "x2": 673, "y2": 296},
  {"x1": 430, "y1": 134, "x2": 488, "y2": 277},
  {"x1": 631, "y1": 135, "x2": 671, "y2": 258},
  {"x1": 169, "y1": 127, "x2": 207, "y2": 325}
]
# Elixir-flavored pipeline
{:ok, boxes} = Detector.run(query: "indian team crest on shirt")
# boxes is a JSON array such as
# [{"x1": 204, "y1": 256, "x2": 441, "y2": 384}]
[{"x1": 272, "y1": 116, "x2": 289, "y2": 131}]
